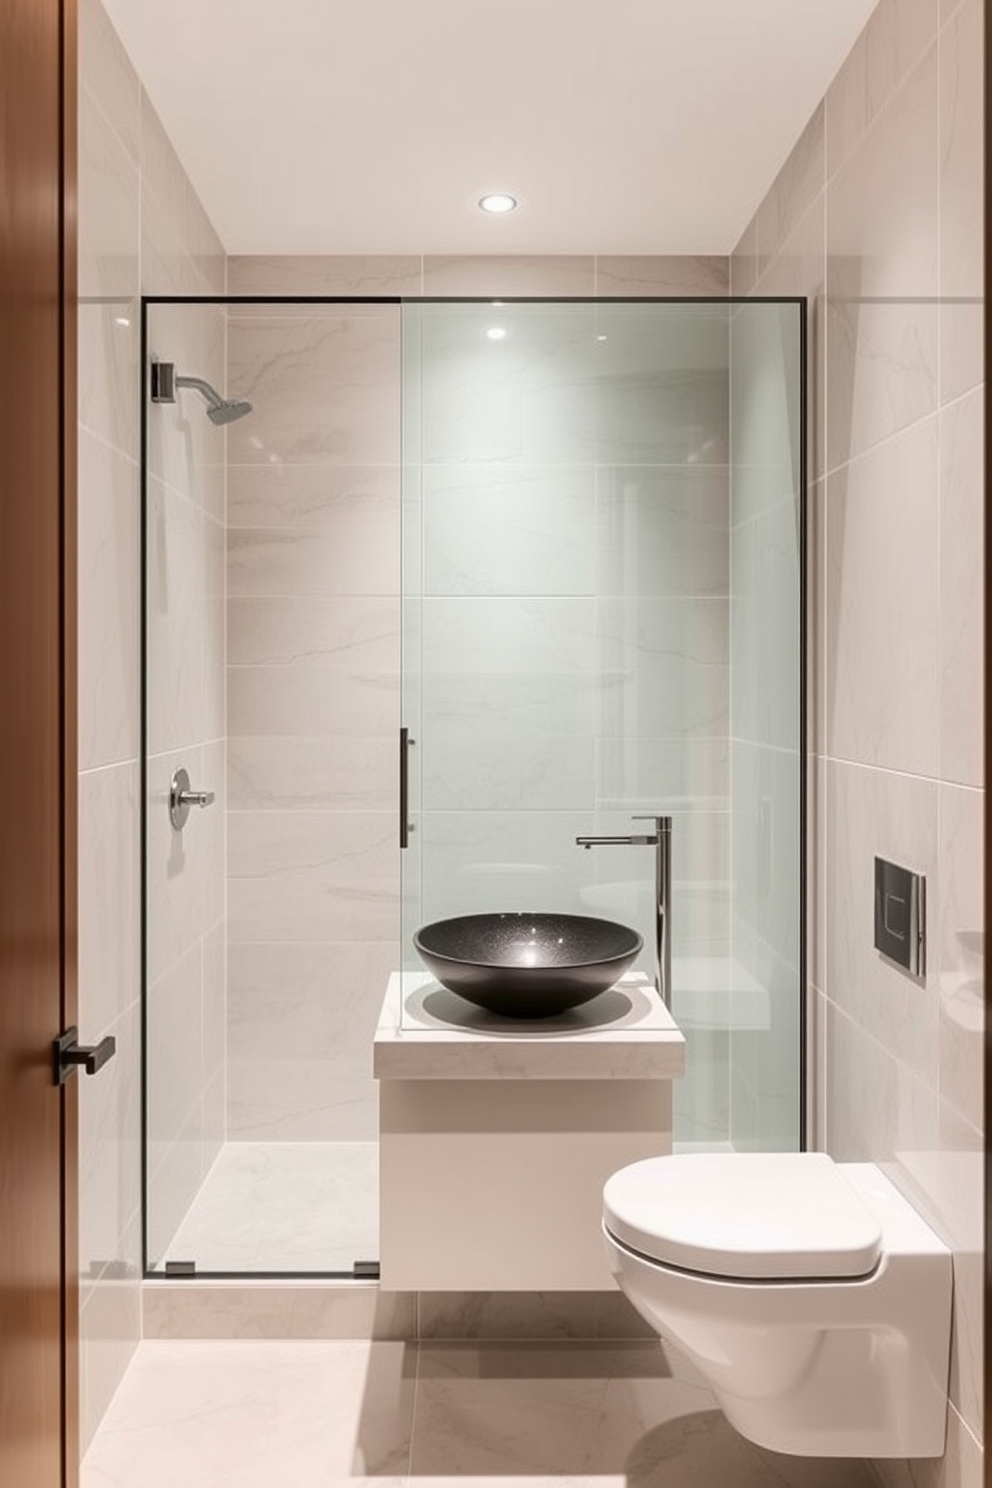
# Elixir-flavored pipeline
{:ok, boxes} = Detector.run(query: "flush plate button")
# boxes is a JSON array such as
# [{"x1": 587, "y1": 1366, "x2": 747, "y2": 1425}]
[{"x1": 874, "y1": 856, "x2": 925, "y2": 976}]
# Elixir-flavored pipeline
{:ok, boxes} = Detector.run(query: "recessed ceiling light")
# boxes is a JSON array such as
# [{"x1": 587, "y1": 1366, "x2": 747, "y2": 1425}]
[
  {"x1": 479, "y1": 193, "x2": 518, "y2": 214},
  {"x1": 486, "y1": 326, "x2": 508, "y2": 341}
]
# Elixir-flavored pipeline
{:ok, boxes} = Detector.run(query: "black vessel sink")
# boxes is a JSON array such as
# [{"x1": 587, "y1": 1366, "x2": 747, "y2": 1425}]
[{"x1": 413, "y1": 912, "x2": 643, "y2": 1018}]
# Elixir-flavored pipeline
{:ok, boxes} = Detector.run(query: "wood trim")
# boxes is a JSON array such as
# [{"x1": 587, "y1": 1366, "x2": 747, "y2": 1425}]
[{"x1": 60, "y1": 0, "x2": 79, "y2": 1478}]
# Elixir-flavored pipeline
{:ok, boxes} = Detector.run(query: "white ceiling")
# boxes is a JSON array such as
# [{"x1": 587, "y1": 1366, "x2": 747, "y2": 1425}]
[{"x1": 102, "y1": 0, "x2": 877, "y2": 257}]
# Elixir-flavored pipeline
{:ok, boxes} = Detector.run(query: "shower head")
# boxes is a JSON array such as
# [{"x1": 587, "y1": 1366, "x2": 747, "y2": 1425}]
[{"x1": 150, "y1": 363, "x2": 254, "y2": 424}]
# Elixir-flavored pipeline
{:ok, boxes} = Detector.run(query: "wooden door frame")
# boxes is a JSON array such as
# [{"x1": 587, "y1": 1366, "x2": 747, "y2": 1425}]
[{"x1": 0, "y1": 0, "x2": 78, "y2": 1483}]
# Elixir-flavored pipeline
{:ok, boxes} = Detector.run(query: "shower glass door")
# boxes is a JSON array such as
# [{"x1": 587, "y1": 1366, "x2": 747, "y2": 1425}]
[
  {"x1": 143, "y1": 296, "x2": 401, "y2": 1276},
  {"x1": 400, "y1": 298, "x2": 804, "y2": 1154}
]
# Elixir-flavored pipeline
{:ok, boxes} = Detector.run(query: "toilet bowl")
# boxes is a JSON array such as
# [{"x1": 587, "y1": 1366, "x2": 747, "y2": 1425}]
[{"x1": 602, "y1": 1153, "x2": 951, "y2": 1458}]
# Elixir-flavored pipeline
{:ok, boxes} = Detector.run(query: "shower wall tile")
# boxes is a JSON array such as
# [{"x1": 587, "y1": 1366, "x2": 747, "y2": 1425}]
[
  {"x1": 594, "y1": 255, "x2": 729, "y2": 297},
  {"x1": 227, "y1": 462, "x2": 399, "y2": 531},
  {"x1": 228, "y1": 254, "x2": 422, "y2": 297},
  {"x1": 595, "y1": 737, "x2": 729, "y2": 814},
  {"x1": 595, "y1": 465, "x2": 729, "y2": 598},
  {"x1": 147, "y1": 944, "x2": 204, "y2": 1183},
  {"x1": 422, "y1": 254, "x2": 595, "y2": 298},
  {"x1": 79, "y1": 1001, "x2": 140, "y2": 1298},
  {"x1": 227, "y1": 595, "x2": 400, "y2": 671},
  {"x1": 228, "y1": 665, "x2": 400, "y2": 738},
  {"x1": 227, "y1": 812, "x2": 399, "y2": 944},
  {"x1": 825, "y1": 45, "x2": 939, "y2": 470},
  {"x1": 227, "y1": 504, "x2": 399, "y2": 597},
  {"x1": 729, "y1": 212, "x2": 759, "y2": 299},
  {"x1": 939, "y1": 387, "x2": 984, "y2": 787},
  {"x1": 422, "y1": 464, "x2": 596, "y2": 597},
  {"x1": 146, "y1": 478, "x2": 207, "y2": 756},
  {"x1": 226, "y1": 942, "x2": 395, "y2": 1143},
  {"x1": 825, "y1": 416, "x2": 940, "y2": 777},
  {"x1": 78, "y1": 431, "x2": 139, "y2": 771},
  {"x1": 423, "y1": 596, "x2": 596, "y2": 675},
  {"x1": 228, "y1": 736, "x2": 396, "y2": 811},
  {"x1": 825, "y1": 0, "x2": 938, "y2": 177},
  {"x1": 145, "y1": 302, "x2": 227, "y2": 520},
  {"x1": 421, "y1": 674, "x2": 597, "y2": 812},
  {"x1": 596, "y1": 596, "x2": 730, "y2": 739},
  {"x1": 226, "y1": 310, "x2": 401, "y2": 466},
  {"x1": 146, "y1": 743, "x2": 225, "y2": 984},
  {"x1": 939, "y1": 0, "x2": 984, "y2": 407}
]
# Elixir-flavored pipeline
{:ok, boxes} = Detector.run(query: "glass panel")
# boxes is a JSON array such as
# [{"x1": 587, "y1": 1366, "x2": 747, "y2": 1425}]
[
  {"x1": 400, "y1": 298, "x2": 803, "y2": 1155},
  {"x1": 143, "y1": 298, "x2": 401, "y2": 1275}
]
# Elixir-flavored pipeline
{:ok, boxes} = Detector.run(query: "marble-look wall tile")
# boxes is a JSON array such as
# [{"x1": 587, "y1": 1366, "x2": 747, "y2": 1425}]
[
  {"x1": 145, "y1": 743, "x2": 225, "y2": 982},
  {"x1": 825, "y1": 417, "x2": 939, "y2": 776},
  {"x1": 756, "y1": 105, "x2": 825, "y2": 275},
  {"x1": 78, "y1": 432, "x2": 139, "y2": 770},
  {"x1": 423, "y1": 596, "x2": 595, "y2": 676},
  {"x1": 228, "y1": 736, "x2": 395, "y2": 811},
  {"x1": 227, "y1": 812, "x2": 398, "y2": 943},
  {"x1": 228, "y1": 665, "x2": 399, "y2": 739},
  {"x1": 78, "y1": 763, "x2": 139, "y2": 1040},
  {"x1": 597, "y1": 596, "x2": 730, "y2": 739},
  {"x1": 595, "y1": 737, "x2": 729, "y2": 814},
  {"x1": 226, "y1": 941, "x2": 395, "y2": 1141},
  {"x1": 730, "y1": 212, "x2": 759, "y2": 299},
  {"x1": 140, "y1": 89, "x2": 226, "y2": 295},
  {"x1": 79, "y1": 1002, "x2": 141, "y2": 1302},
  {"x1": 79, "y1": 0, "x2": 140, "y2": 165},
  {"x1": 422, "y1": 464, "x2": 595, "y2": 598},
  {"x1": 825, "y1": 45, "x2": 939, "y2": 469},
  {"x1": 145, "y1": 303, "x2": 226, "y2": 520},
  {"x1": 825, "y1": 759, "x2": 939, "y2": 1086},
  {"x1": 939, "y1": 387, "x2": 983, "y2": 786},
  {"x1": 228, "y1": 254, "x2": 422, "y2": 297},
  {"x1": 595, "y1": 256, "x2": 729, "y2": 297},
  {"x1": 939, "y1": 0, "x2": 984, "y2": 404},
  {"x1": 228, "y1": 503, "x2": 399, "y2": 598},
  {"x1": 227, "y1": 463, "x2": 399, "y2": 531},
  {"x1": 147, "y1": 945, "x2": 203, "y2": 1183},
  {"x1": 228, "y1": 595, "x2": 399, "y2": 672},
  {"x1": 79, "y1": 1213, "x2": 141, "y2": 1454},
  {"x1": 596, "y1": 465, "x2": 729, "y2": 598},
  {"x1": 423, "y1": 255, "x2": 595, "y2": 298},
  {"x1": 145, "y1": 479, "x2": 206, "y2": 757},
  {"x1": 937, "y1": 784, "x2": 984, "y2": 1134},
  {"x1": 749, "y1": 195, "x2": 826, "y2": 481},
  {"x1": 226, "y1": 311, "x2": 400, "y2": 466},
  {"x1": 826, "y1": 0, "x2": 939, "y2": 178},
  {"x1": 78, "y1": 86, "x2": 139, "y2": 458}
]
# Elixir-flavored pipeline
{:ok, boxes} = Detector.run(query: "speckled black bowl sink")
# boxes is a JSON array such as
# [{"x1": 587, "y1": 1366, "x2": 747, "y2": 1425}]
[{"x1": 413, "y1": 912, "x2": 643, "y2": 1018}]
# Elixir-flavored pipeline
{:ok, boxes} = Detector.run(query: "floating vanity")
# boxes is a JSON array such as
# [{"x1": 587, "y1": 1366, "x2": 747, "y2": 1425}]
[{"x1": 374, "y1": 972, "x2": 685, "y2": 1291}]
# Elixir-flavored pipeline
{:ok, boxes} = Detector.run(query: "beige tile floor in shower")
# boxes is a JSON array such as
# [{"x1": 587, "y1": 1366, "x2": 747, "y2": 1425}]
[{"x1": 81, "y1": 1336, "x2": 878, "y2": 1488}]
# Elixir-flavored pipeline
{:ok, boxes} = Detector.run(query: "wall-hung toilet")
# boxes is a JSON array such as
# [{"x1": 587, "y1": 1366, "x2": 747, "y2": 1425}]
[{"x1": 603, "y1": 1153, "x2": 952, "y2": 1458}]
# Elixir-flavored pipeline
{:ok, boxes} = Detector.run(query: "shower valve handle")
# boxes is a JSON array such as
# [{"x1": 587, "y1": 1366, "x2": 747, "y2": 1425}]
[{"x1": 169, "y1": 767, "x2": 216, "y2": 830}]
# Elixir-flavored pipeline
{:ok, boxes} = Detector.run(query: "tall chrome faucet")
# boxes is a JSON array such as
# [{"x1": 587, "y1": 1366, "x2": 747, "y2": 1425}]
[{"x1": 576, "y1": 815, "x2": 672, "y2": 1009}]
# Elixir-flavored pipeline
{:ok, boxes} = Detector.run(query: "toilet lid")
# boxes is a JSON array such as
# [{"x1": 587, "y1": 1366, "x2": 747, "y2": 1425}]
[{"x1": 603, "y1": 1153, "x2": 883, "y2": 1280}]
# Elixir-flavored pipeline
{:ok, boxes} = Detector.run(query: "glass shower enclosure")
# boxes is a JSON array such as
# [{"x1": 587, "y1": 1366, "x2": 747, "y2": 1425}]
[{"x1": 142, "y1": 294, "x2": 804, "y2": 1278}]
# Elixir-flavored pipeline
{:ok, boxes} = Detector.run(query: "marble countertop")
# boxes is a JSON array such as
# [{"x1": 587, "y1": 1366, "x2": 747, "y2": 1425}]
[{"x1": 373, "y1": 971, "x2": 685, "y2": 1081}]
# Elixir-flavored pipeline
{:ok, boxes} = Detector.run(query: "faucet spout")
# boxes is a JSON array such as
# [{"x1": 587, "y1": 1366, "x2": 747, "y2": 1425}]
[{"x1": 575, "y1": 815, "x2": 672, "y2": 1010}]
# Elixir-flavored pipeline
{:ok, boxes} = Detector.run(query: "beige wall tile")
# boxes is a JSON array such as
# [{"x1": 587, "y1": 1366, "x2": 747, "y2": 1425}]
[
  {"x1": 226, "y1": 310, "x2": 401, "y2": 467},
  {"x1": 228, "y1": 736, "x2": 395, "y2": 811},
  {"x1": 78, "y1": 763, "x2": 139, "y2": 1039},
  {"x1": 227, "y1": 595, "x2": 400, "y2": 671},
  {"x1": 227, "y1": 517, "x2": 399, "y2": 598},
  {"x1": 825, "y1": 759, "x2": 939, "y2": 1086},
  {"x1": 423, "y1": 255, "x2": 595, "y2": 297},
  {"x1": 825, "y1": 23, "x2": 868, "y2": 180},
  {"x1": 80, "y1": 0, "x2": 140, "y2": 164},
  {"x1": 227, "y1": 462, "x2": 399, "y2": 531},
  {"x1": 825, "y1": 418, "x2": 940, "y2": 776},
  {"x1": 864, "y1": 0, "x2": 940, "y2": 125},
  {"x1": 939, "y1": 0, "x2": 984, "y2": 404},
  {"x1": 79, "y1": 1215, "x2": 141, "y2": 1454},
  {"x1": 826, "y1": 45, "x2": 939, "y2": 468},
  {"x1": 939, "y1": 387, "x2": 984, "y2": 786},
  {"x1": 730, "y1": 212, "x2": 759, "y2": 298},
  {"x1": 824, "y1": 997, "x2": 939, "y2": 1174},
  {"x1": 594, "y1": 256, "x2": 728, "y2": 297},
  {"x1": 227, "y1": 664, "x2": 399, "y2": 738},
  {"x1": 140, "y1": 88, "x2": 226, "y2": 290},
  {"x1": 228, "y1": 254, "x2": 422, "y2": 296},
  {"x1": 756, "y1": 104, "x2": 825, "y2": 274},
  {"x1": 937, "y1": 784, "x2": 984, "y2": 1133},
  {"x1": 78, "y1": 432, "x2": 139, "y2": 769},
  {"x1": 79, "y1": 1002, "x2": 141, "y2": 1302}
]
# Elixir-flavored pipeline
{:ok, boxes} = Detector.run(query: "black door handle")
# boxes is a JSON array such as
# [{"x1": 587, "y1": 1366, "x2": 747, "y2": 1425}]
[{"x1": 53, "y1": 1026, "x2": 117, "y2": 1086}]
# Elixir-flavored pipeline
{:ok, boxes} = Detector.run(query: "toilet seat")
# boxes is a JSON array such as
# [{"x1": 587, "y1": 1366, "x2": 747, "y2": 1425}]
[{"x1": 603, "y1": 1152, "x2": 883, "y2": 1280}]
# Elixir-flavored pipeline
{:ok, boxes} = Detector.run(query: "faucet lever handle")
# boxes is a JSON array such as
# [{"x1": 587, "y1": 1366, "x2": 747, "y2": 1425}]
[{"x1": 633, "y1": 813, "x2": 672, "y2": 831}]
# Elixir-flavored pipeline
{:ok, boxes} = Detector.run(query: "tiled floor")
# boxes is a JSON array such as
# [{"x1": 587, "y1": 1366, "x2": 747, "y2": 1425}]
[
  {"x1": 159, "y1": 1142, "x2": 379, "y2": 1274},
  {"x1": 82, "y1": 1337, "x2": 878, "y2": 1488}
]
